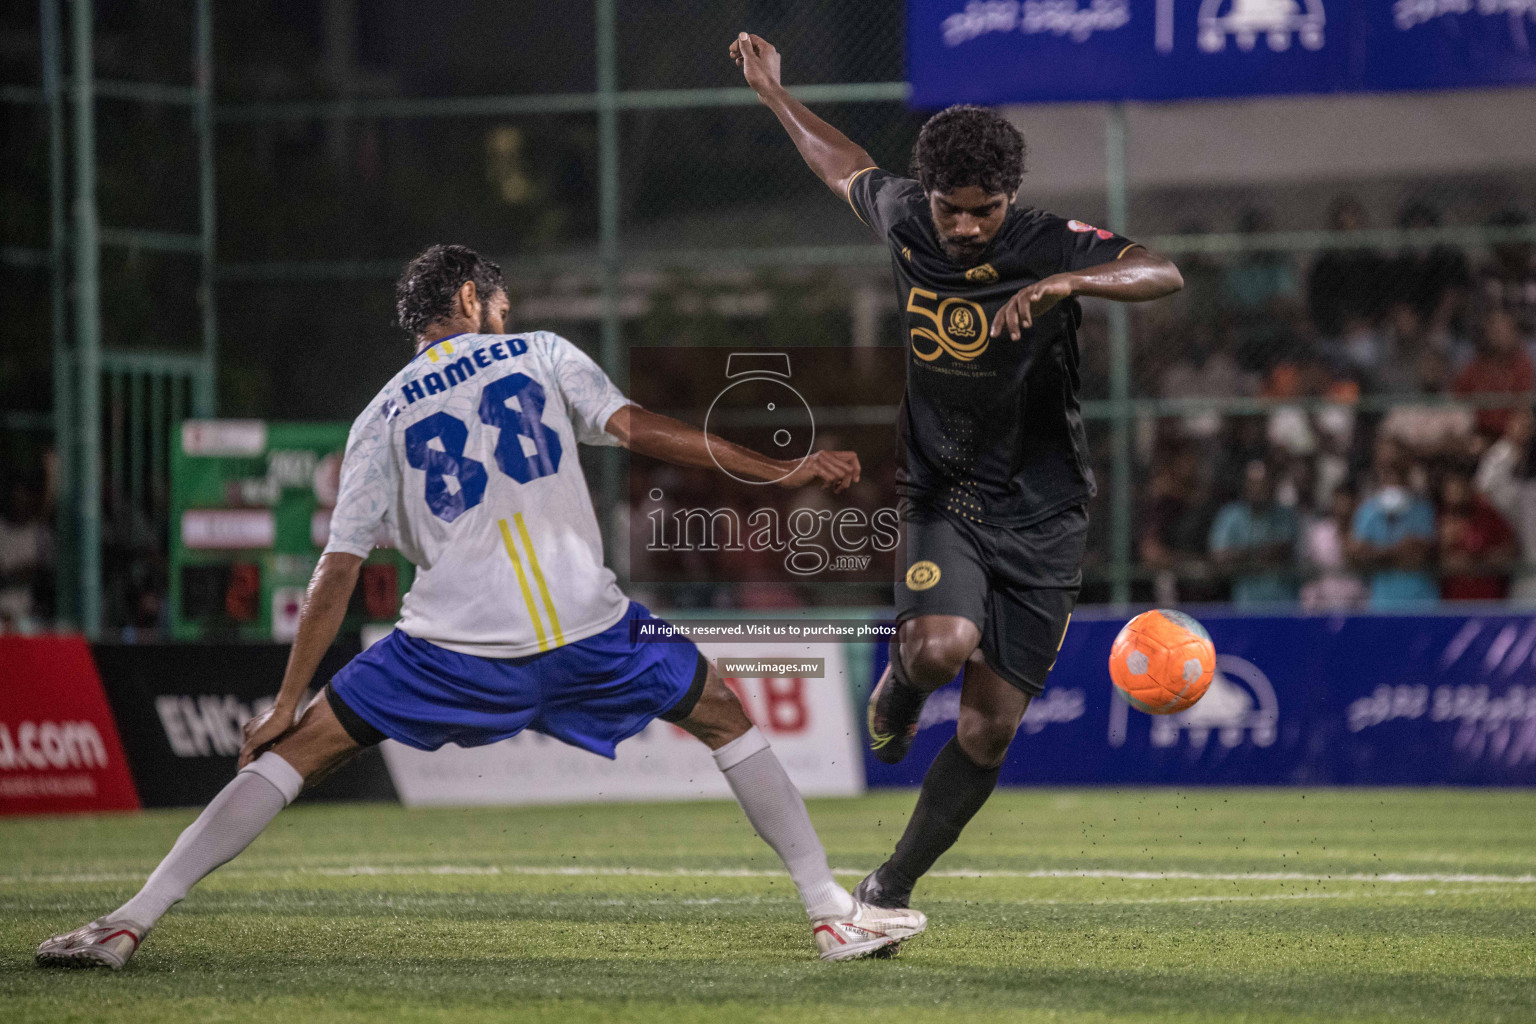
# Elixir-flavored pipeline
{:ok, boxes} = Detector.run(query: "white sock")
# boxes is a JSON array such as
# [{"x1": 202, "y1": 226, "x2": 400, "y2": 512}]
[
  {"x1": 712, "y1": 727, "x2": 854, "y2": 921},
  {"x1": 112, "y1": 752, "x2": 304, "y2": 927}
]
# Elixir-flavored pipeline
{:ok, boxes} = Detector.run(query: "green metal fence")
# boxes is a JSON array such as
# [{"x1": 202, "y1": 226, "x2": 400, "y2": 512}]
[
  {"x1": 5, "y1": 0, "x2": 216, "y2": 634},
  {"x1": 5, "y1": 0, "x2": 1536, "y2": 633}
]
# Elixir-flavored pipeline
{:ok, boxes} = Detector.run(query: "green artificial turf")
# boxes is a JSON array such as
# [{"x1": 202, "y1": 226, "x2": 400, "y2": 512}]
[{"x1": 3, "y1": 789, "x2": 1534, "y2": 1023}]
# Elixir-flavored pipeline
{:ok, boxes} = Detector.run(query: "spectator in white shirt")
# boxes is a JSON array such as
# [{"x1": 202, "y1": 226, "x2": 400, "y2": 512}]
[
  {"x1": 1300, "y1": 483, "x2": 1367, "y2": 611},
  {"x1": 1474, "y1": 409, "x2": 1536, "y2": 602},
  {"x1": 1379, "y1": 349, "x2": 1478, "y2": 462}
]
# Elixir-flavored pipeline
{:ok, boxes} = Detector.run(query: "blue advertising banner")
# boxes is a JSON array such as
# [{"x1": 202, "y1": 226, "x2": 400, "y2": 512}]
[
  {"x1": 908, "y1": 1, "x2": 1536, "y2": 106},
  {"x1": 865, "y1": 613, "x2": 1536, "y2": 787}
]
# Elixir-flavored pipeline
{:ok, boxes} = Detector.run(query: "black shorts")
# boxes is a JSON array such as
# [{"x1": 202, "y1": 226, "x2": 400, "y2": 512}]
[{"x1": 895, "y1": 503, "x2": 1087, "y2": 696}]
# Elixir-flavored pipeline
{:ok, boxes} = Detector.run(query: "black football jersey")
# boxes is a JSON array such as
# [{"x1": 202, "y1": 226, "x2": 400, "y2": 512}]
[{"x1": 848, "y1": 168, "x2": 1137, "y2": 527}]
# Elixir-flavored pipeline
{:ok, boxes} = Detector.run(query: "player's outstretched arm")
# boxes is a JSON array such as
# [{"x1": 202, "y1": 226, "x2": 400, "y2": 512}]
[
  {"x1": 991, "y1": 248, "x2": 1185, "y2": 341},
  {"x1": 238, "y1": 551, "x2": 363, "y2": 766},
  {"x1": 605, "y1": 404, "x2": 861, "y2": 493},
  {"x1": 729, "y1": 33, "x2": 875, "y2": 198}
]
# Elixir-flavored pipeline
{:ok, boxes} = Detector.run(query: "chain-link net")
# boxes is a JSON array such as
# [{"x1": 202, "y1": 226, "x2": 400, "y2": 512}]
[
  {"x1": 618, "y1": 102, "x2": 923, "y2": 247},
  {"x1": 219, "y1": 114, "x2": 600, "y2": 263},
  {"x1": 617, "y1": 2, "x2": 904, "y2": 91},
  {"x1": 1, "y1": 96, "x2": 52, "y2": 420}
]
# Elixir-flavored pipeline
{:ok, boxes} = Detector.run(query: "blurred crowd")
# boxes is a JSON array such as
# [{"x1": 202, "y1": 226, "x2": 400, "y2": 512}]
[{"x1": 1130, "y1": 199, "x2": 1536, "y2": 608}]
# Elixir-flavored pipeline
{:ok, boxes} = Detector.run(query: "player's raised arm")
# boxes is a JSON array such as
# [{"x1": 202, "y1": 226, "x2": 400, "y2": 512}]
[
  {"x1": 730, "y1": 33, "x2": 875, "y2": 198},
  {"x1": 604, "y1": 403, "x2": 861, "y2": 493}
]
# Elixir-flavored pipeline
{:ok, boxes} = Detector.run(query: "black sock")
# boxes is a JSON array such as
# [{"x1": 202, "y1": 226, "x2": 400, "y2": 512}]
[
  {"x1": 880, "y1": 737, "x2": 1001, "y2": 897},
  {"x1": 883, "y1": 641, "x2": 929, "y2": 721}
]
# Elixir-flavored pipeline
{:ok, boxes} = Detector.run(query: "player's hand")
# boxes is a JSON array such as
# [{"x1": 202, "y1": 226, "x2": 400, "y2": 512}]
[
  {"x1": 238, "y1": 701, "x2": 297, "y2": 769},
  {"x1": 777, "y1": 449, "x2": 861, "y2": 493},
  {"x1": 730, "y1": 33, "x2": 782, "y2": 98},
  {"x1": 991, "y1": 274, "x2": 1078, "y2": 341}
]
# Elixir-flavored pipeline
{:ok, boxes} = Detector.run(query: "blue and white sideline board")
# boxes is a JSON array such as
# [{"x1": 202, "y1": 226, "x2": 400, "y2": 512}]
[{"x1": 909, "y1": 0, "x2": 1536, "y2": 106}]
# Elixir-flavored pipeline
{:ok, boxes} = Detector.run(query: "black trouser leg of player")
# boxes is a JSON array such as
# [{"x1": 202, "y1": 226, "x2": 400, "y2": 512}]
[{"x1": 855, "y1": 737, "x2": 1002, "y2": 908}]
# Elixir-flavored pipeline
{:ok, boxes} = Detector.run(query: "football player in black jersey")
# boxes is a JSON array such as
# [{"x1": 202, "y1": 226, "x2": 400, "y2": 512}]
[{"x1": 732, "y1": 33, "x2": 1184, "y2": 912}]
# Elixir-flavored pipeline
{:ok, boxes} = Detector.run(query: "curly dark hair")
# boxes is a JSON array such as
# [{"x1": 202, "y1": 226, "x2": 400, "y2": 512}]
[
  {"x1": 910, "y1": 105, "x2": 1026, "y2": 197},
  {"x1": 395, "y1": 244, "x2": 505, "y2": 336}
]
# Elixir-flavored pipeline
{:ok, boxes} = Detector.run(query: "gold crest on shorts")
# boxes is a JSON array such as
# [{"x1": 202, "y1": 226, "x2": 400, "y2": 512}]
[{"x1": 905, "y1": 560, "x2": 941, "y2": 591}]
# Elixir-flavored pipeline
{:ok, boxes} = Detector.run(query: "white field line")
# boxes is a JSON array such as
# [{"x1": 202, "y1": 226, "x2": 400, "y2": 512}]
[
  {"x1": 2, "y1": 865, "x2": 1535, "y2": 885},
  {"x1": 2, "y1": 889, "x2": 1486, "y2": 914},
  {"x1": 917, "y1": 868, "x2": 1536, "y2": 884}
]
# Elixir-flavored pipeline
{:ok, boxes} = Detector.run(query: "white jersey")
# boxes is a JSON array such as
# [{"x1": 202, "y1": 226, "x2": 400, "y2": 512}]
[{"x1": 324, "y1": 331, "x2": 632, "y2": 657}]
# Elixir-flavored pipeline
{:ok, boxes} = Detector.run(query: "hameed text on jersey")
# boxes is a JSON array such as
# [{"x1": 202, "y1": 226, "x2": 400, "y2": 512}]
[
  {"x1": 847, "y1": 167, "x2": 1138, "y2": 528},
  {"x1": 324, "y1": 331, "x2": 632, "y2": 658}
]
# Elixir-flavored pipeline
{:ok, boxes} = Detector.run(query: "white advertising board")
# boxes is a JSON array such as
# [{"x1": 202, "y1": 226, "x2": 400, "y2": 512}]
[{"x1": 381, "y1": 640, "x2": 865, "y2": 806}]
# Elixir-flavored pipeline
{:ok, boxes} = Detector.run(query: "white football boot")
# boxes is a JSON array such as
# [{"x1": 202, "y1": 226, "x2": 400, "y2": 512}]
[
  {"x1": 35, "y1": 917, "x2": 150, "y2": 970},
  {"x1": 812, "y1": 899, "x2": 927, "y2": 961}
]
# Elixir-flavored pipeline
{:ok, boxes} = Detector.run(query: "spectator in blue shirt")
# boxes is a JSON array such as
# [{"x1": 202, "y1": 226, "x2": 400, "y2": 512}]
[
  {"x1": 1350, "y1": 444, "x2": 1438, "y2": 608},
  {"x1": 1209, "y1": 460, "x2": 1299, "y2": 606}
]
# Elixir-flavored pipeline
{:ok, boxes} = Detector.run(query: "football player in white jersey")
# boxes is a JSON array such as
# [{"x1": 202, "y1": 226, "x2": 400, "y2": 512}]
[{"x1": 37, "y1": 244, "x2": 925, "y2": 969}]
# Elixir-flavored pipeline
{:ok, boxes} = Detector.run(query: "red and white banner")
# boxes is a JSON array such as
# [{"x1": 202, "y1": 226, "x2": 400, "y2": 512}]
[
  {"x1": 382, "y1": 641, "x2": 864, "y2": 806},
  {"x1": 0, "y1": 636, "x2": 140, "y2": 815}
]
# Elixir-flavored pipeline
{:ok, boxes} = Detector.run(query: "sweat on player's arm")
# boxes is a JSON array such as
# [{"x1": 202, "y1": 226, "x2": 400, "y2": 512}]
[
  {"x1": 990, "y1": 247, "x2": 1184, "y2": 340},
  {"x1": 603, "y1": 402, "x2": 861, "y2": 492}
]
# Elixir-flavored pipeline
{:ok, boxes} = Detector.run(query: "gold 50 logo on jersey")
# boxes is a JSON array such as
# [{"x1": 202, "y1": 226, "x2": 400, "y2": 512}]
[
  {"x1": 905, "y1": 560, "x2": 942, "y2": 591},
  {"x1": 906, "y1": 288, "x2": 990, "y2": 362}
]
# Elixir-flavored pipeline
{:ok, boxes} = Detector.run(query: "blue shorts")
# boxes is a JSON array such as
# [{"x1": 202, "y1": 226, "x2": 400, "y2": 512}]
[{"x1": 327, "y1": 602, "x2": 706, "y2": 758}]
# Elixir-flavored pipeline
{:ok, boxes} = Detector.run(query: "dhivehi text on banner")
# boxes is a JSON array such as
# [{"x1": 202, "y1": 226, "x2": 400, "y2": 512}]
[
  {"x1": 865, "y1": 612, "x2": 1536, "y2": 788},
  {"x1": 908, "y1": 0, "x2": 1536, "y2": 106}
]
